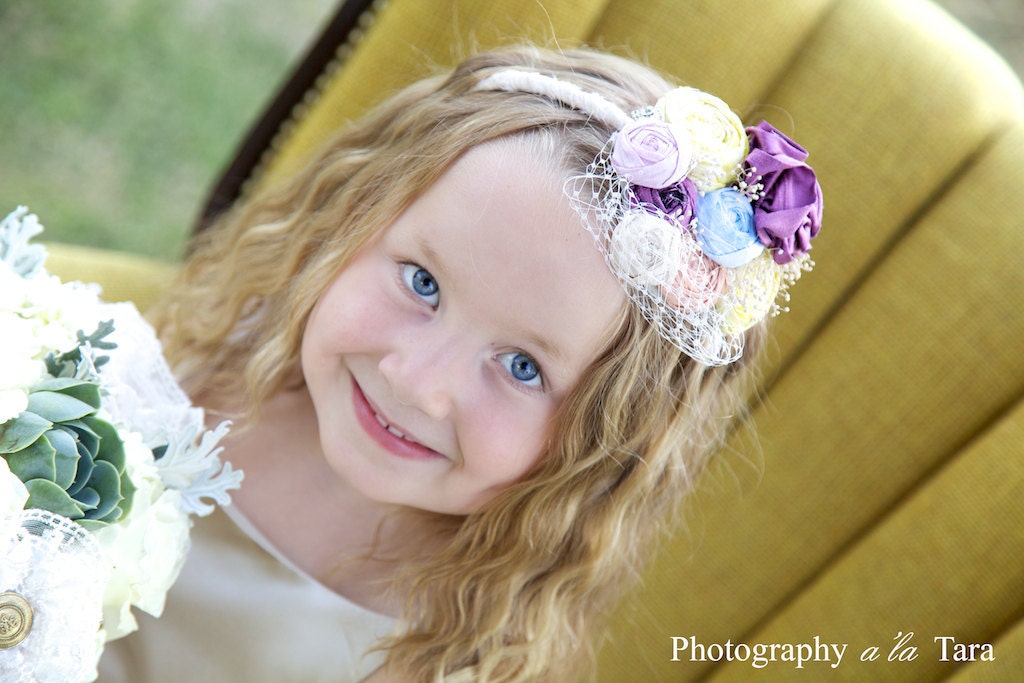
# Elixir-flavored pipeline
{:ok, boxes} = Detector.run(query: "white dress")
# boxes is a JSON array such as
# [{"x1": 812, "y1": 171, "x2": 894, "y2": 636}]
[{"x1": 96, "y1": 503, "x2": 398, "y2": 682}]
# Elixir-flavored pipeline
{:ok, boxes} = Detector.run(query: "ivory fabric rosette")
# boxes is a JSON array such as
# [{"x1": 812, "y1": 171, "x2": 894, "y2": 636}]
[
  {"x1": 608, "y1": 210, "x2": 684, "y2": 289},
  {"x1": 0, "y1": 207, "x2": 242, "y2": 682}
]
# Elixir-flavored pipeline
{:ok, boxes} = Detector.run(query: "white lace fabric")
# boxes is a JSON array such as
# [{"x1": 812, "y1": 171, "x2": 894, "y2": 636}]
[
  {"x1": 98, "y1": 302, "x2": 204, "y2": 444},
  {"x1": 0, "y1": 510, "x2": 108, "y2": 683}
]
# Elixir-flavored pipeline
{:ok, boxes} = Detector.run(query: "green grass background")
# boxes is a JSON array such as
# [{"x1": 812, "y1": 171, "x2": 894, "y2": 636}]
[
  {"x1": 1, "y1": 0, "x2": 1020, "y2": 262},
  {"x1": 0, "y1": 0, "x2": 334, "y2": 261}
]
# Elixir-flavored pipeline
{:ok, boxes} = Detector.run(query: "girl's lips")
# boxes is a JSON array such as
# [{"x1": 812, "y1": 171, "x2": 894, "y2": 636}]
[{"x1": 350, "y1": 375, "x2": 447, "y2": 461}]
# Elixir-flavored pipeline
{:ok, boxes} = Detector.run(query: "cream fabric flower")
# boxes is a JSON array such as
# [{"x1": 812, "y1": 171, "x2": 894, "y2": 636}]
[{"x1": 658, "y1": 87, "x2": 749, "y2": 191}]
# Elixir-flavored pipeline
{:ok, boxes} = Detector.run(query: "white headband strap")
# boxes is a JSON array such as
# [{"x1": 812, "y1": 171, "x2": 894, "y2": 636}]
[{"x1": 475, "y1": 70, "x2": 632, "y2": 130}]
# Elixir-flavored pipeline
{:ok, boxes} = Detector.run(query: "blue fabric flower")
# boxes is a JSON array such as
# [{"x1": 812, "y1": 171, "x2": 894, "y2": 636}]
[{"x1": 694, "y1": 188, "x2": 764, "y2": 268}]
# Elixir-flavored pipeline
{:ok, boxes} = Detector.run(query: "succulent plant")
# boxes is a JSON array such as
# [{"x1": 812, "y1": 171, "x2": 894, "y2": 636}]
[{"x1": 1, "y1": 340, "x2": 135, "y2": 531}]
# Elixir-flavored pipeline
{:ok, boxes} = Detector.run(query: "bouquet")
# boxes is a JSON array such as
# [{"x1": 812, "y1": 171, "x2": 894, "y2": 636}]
[{"x1": 0, "y1": 207, "x2": 243, "y2": 682}]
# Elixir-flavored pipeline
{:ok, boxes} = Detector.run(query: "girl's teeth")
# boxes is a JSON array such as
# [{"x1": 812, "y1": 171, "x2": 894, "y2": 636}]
[{"x1": 374, "y1": 411, "x2": 409, "y2": 441}]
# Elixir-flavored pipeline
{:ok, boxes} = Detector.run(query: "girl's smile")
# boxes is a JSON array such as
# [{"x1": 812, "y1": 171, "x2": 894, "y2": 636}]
[
  {"x1": 350, "y1": 373, "x2": 448, "y2": 462},
  {"x1": 301, "y1": 138, "x2": 626, "y2": 515}
]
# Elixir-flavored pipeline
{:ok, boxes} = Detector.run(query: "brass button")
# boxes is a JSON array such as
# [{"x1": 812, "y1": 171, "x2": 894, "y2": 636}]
[{"x1": 0, "y1": 591, "x2": 33, "y2": 649}]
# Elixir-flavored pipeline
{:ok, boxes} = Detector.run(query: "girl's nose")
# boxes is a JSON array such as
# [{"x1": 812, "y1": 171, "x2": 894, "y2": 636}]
[{"x1": 378, "y1": 332, "x2": 461, "y2": 421}]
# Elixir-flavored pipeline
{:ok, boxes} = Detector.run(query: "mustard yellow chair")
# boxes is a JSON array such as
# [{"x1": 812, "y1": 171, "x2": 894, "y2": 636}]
[{"x1": 50, "y1": 0, "x2": 1024, "y2": 680}]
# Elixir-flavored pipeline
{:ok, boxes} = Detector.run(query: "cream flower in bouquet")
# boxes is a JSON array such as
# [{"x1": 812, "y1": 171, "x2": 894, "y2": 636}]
[{"x1": 0, "y1": 207, "x2": 242, "y2": 682}]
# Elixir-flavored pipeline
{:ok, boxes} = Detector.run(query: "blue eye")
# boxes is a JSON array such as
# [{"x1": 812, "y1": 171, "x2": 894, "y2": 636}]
[
  {"x1": 498, "y1": 352, "x2": 542, "y2": 388},
  {"x1": 401, "y1": 264, "x2": 439, "y2": 307}
]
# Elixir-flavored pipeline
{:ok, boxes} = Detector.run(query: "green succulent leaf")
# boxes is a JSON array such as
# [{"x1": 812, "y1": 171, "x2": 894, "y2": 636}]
[
  {"x1": 24, "y1": 478, "x2": 85, "y2": 520},
  {"x1": 64, "y1": 419, "x2": 100, "y2": 457},
  {"x1": 0, "y1": 411, "x2": 52, "y2": 454},
  {"x1": 86, "y1": 416, "x2": 126, "y2": 471},
  {"x1": 82, "y1": 459, "x2": 123, "y2": 521},
  {"x1": 3, "y1": 435, "x2": 56, "y2": 481},
  {"x1": 74, "y1": 485, "x2": 101, "y2": 511},
  {"x1": 47, "y1": 428, "x2": 82, "y2": 489},
  {"x1": 32, "y1": 377, "x2": 102, "y2": 409},
  {"x1": 62, "y1": 421, "x2": 98, "y2": 497},
  {"x1": 65, "y1": 456, "x2": 95, "y2": 497},
  {"x1": 26, "y1": 390, "x2": 95, "y2": 422}
]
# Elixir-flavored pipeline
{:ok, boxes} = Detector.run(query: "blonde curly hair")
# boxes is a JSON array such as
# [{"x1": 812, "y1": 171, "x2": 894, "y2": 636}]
[{"x1": 152, "y1": 45, "x2": 766, "y2": 682}]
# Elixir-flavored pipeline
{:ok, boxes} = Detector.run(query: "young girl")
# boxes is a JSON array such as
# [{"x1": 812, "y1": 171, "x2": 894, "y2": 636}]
[{"x1": 98, "y1": 44, "x2": 820, "y2": 682}]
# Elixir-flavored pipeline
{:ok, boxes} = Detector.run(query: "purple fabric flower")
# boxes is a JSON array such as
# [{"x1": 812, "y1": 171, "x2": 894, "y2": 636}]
[
  {"x1": 745, "y1": 121, "x2": 823, "y2": 264},
  {"x1": 611, "y1": 120, "x2": 691, "y2": 189},
  {"x1": 631, "y1": 178, "x2": 698, "y2": 230}
]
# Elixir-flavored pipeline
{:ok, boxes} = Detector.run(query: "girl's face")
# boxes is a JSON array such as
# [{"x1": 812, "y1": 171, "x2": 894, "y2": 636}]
[{"x1": 301, "y1": 140, "x2": 625, "y2": 515}]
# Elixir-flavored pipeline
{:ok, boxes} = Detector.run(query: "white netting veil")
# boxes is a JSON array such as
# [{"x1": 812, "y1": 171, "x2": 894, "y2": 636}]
[{"x1": 564, "y1": 146, "x2": 746, "y2": 365}]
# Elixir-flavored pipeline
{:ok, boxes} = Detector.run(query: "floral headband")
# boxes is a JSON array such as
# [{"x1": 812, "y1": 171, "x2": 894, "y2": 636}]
[{"x1": 475, "y1": 70, "x2": 823, "y2": 366}]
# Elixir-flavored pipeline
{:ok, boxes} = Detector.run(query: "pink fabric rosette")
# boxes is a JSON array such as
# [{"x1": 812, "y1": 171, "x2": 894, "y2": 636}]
[
  {"x1": 661, "y1": 239, "x2": 730, "y2": 312},
  {"x1": 745, "y1": 121, "x2": 823, "y2": 264},
  {"x1": 611, "y1": 119, "x2": 692, "y2": 189}
]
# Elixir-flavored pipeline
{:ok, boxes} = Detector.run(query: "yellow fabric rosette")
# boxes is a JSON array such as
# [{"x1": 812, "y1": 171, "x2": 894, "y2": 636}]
[
  {"x1": 719, "y1": 251, "x2": 781, "y2": 334},
  {"x1": 658, "y1": 87, "x2": 749, "y2": 191}
]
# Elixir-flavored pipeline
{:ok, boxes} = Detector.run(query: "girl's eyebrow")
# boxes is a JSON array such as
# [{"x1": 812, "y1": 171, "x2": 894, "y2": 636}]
[
  {"x1": 521, "y1": 329, "x2": 568, "y2": 369},
  {"x1": 414, "y1": 236, "x2": 450, "y2": 283}
]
